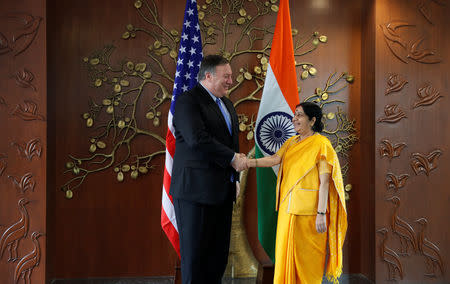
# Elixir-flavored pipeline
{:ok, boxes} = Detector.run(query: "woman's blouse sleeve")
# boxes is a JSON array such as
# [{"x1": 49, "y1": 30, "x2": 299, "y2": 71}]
[{"x1": 318, "y1": 159, "x2": 332, "y2": 175}]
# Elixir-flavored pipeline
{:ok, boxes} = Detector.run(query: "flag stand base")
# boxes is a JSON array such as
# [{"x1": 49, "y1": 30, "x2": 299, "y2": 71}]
[
  {"x1": 174, "y1": 259, "x2": 181, "y2": 284},
  {"x1": 257, "y1": 263, "x2": 274, "y2": 284}
]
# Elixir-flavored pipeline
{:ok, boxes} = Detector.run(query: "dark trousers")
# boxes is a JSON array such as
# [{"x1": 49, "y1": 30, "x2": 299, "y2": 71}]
[{"x1": 174, "y1": 195, "x2": 233, "y2": 284}]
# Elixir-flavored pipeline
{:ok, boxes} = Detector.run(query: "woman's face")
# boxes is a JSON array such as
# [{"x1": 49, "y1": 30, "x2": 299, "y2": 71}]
[{"x1": 292, "y1": 106, "x2": 314, "y2": 134}]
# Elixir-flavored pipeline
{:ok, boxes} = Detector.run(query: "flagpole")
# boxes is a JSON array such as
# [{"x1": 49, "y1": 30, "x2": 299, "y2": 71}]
[{"x1": 161, "y1": 0, "x2": 203, "y2": 257}]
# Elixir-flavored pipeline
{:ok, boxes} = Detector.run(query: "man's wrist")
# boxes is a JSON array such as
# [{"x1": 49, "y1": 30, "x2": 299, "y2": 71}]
[{"x1": 230, "y1": 153, "x2": 237, "y2": 165}]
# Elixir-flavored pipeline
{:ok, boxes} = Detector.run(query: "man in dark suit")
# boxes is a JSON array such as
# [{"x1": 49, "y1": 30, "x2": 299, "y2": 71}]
[{"x1": 170, "y1": 55, "x2": 247, "y2": 284}]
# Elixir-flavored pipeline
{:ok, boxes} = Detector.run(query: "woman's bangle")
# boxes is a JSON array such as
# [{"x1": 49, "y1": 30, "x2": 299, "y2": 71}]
[
  {"x1": 255, "y1": 159, "x2": 258, "y2": 167},
  {"x1": 317, "y1": 211, "x2": 326, "y2": 215}
]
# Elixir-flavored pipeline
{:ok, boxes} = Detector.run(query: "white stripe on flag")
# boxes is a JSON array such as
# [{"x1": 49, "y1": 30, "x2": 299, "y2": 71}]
[
  {"x1": 256, "y1": 64, "x2": 293, "y2": 125},
  {"x1": 168, "y1": 112, "x2": 175, "y2": 136},
  {"x1": 162, "y1": 186, "x2": 178, "y2": 231},
  {"x1": 255, "y1": 64, "x2": 293, "y2": 174},
  {"x1": 165, "y1": 153, "x2": 173, "y2": 174}
]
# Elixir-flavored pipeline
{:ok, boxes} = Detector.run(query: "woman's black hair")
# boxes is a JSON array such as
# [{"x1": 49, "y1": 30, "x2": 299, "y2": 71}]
[{"x1": 297, "y1": 102, "x2": 324, "y2": 132}]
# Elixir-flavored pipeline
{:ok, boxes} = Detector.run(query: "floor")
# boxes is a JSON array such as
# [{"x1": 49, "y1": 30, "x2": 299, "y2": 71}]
[{"x1": 50, "y1": 274, "x2": 373, "y2": 284}]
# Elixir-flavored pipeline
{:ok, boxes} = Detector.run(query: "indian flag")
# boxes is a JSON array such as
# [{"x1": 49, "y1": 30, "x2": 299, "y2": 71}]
[{"x1": 255, "y1": 0, "x2": 299, "y2": 263}]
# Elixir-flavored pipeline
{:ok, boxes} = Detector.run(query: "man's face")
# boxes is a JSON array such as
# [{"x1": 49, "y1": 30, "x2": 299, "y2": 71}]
[{"x1": 207, "y1": 64, "x2": 233, "y2": 97}]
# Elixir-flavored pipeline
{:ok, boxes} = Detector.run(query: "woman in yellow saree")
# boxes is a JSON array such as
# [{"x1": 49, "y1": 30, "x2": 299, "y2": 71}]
[{"x1": 247, "y1": 102, "x2": 347, "y2": 284}]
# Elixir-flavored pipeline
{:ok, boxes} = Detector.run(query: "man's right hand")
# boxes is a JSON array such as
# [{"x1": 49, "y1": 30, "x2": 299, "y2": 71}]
[{"x1": 231, "y1": 153, "x2": 248, "y2": 172}]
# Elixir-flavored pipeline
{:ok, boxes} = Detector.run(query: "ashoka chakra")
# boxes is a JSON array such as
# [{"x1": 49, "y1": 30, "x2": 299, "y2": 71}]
[{"x1": 256, "y1": 111, "x2": 296, "y2": 155}]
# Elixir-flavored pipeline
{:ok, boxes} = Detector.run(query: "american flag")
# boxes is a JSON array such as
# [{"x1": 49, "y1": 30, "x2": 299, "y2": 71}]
[{"x1": 161, "y1": 0, "x2": 203, "y2": 256}]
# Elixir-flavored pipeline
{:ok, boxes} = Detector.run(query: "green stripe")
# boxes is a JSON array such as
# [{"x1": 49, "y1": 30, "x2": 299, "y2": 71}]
[{"x1": 255, "y1": 145, "x2": 278, "y2": 263}]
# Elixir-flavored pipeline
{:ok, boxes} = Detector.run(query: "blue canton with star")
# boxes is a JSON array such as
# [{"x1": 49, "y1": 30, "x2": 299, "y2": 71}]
[{"x1": 170, "y1": 0, "x2": 203, "y2": 114}]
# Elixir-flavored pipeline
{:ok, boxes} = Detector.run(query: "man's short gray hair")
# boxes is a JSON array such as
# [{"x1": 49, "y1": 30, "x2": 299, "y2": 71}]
[{"x1": 197, "y1": 55, "x2": 229, "y2": 81}]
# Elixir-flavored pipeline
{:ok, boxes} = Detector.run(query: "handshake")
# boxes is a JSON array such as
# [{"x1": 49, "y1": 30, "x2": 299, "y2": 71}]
[{"x1": 231, "y1": 153, "x2": 249, "y2": 172}]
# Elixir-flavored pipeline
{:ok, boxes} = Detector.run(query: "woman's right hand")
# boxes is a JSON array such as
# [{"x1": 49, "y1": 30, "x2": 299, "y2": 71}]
[{"x1": 248, "y1": 155, "x2": 281, "y2": 168}]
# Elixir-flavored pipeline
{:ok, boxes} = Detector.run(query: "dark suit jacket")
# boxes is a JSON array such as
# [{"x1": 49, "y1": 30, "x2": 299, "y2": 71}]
[{"x1": 170, "y1": 83, "x2": 240, "y2": 204}]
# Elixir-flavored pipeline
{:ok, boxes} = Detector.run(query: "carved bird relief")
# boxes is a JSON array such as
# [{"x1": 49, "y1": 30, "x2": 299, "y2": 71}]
[
  {"x1": 417, "y1": 0, "x2": 447, "y2": 25},
  {"x1": 415, "y1": 218, "x2": 444, "y2": 278},
  {"x1": 11, "y1": 138, "x2": 42, "y2": 161},
  {"x1": 0, "y1": 13, "x2": 42, "y2": 57},
  {"x1": 418, "y1": 0, "x2": 434, "y2": 24},
  {"x1": 0, "y1": 153, "x2": 7, "y2": 176},
  {"x1": 379, "y1": 139, "x2": 407, "y2": 160},
  {"x1": 11, "y1": 100, "x2": 45, "y2": 121},
  {"x1": 8, "y1": 173, "x2": 36, "y2": 193},
  {"x1": 0, "y1": 32, "x2": 11, "y2": 55},
  {"x1": 417, "y1": 0, "x2": 446, "y2": 25},
  {"x1": 377, "y1": 228, "x2": 404, "y2": 281},
  {"x1": 410, "y1": 149, "x2": 442, "y2": 176},
  {"x1": 381, "y1": 21, "x2": 412, "y2": 49},
  {"x1": 14, "y1": 232, "x2": 43, "y2": 284},
  {"x1": 385, "y1": 173, "x2": 409, "y2": 191},
  {"x1": 413, "y1": 83, "x2": 443, "y2": 108},
  {"x1": 12, "y1": 68, "x2": 36, "y2": 92},
  {"x1": 407, "y1": 37, "x2": 442, "y2": 64},
  {"x1": 0, "y1": 198, "x2": 30, "y2": 262},
  {"x1": 377, "y1": 104, "x2": 407, "y2": 123},
  {"x1": 0, "y1": 96, "x2": 7, "y2": 107},
  {"x1": 380, "y1": 21, "x2": 414, "y2": 64},
  {"x1": 380, "y1": 21, "x2": 441, "y2": 64},
  {"x1": 386, "y1": 196, "x2": 417, "y2": 256},
  {"x1": 385, "y1": 74, "x2": 408, "y2": 95}
]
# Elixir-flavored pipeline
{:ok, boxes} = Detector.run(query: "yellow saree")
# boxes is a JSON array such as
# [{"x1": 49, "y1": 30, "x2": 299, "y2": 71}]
[{"x1": 273, "y1": 133, "x2": 347, "y2": 284}]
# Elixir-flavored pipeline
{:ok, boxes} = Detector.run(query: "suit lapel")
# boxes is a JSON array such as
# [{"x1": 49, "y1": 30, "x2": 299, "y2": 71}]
[{"x1": 197, "y1": 84, "x2": 233, "y2": 136}]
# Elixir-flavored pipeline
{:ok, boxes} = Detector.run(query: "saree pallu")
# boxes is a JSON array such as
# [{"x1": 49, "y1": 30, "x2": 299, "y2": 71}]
[{"x1": 273, "y1": 134, "x2": 347, "y2": 284}]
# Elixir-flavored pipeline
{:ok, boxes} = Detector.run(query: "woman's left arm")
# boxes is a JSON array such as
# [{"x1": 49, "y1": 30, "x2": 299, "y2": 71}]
[{"x1": 316, "y1": 172, "x2": 330, "y2": 233}]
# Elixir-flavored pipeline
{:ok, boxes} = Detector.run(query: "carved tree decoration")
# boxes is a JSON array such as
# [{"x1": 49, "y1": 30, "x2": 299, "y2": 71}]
[
  {"x1": 303, "y1": 71, "x2": 358, "y2": 178},
  {"x1": 61, "y1": 0, "x2": 357, "y2": 198}
]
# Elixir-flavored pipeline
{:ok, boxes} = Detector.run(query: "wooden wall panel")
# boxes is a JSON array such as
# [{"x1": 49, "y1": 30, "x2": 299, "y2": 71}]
[
  {"x1": 45, "y1": 0, "x2": 373, "y2": 281},
  {"x1": 53, "y1": 0, "x2": 450, "y2": 282},
  {"x1": 375, "y1": 0, "x2": 449, "y2": 282},
  {"x1": 244, "y1": 0, "x2": 374, "y2": 279},
  {"x1": 356, "y1": 0, "x2": 376, "y2": 279},
  {"x1": 46, "y1": 0, "x2": 181, "y2": 279},
  {"x1": 0, "y1": 1, "x2": 47, "y2": 284}
]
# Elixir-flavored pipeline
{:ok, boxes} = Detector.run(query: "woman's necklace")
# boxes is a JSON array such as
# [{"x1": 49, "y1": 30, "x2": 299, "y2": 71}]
[{"x1": 297, "y1": 131, "x2": 315, "y2": 142}]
